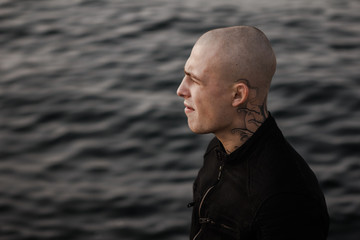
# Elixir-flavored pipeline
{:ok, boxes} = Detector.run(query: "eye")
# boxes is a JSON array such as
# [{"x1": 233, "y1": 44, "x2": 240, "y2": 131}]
[
  {"x1": 190, "y1": 77, "x2": 200, "y2": 84},
  {"x1": 184, "y1": 72, "x2": 201, "y2": 85}
]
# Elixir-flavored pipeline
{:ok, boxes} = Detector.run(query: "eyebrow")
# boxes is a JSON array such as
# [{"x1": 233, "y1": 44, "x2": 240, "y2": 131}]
[{"x1": 184, "y1": 70, "x2": 202, "y2": 81}]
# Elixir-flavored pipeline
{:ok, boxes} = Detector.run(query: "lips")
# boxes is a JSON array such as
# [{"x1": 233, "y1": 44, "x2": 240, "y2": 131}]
[{"x1": 184, "y1": 102, "x2": 195, "y2": 113}]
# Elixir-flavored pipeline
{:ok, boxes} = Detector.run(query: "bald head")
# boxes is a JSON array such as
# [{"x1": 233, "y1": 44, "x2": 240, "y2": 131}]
[{"x1": 193, "y1": 26, "x2": 276, "y2": 93}]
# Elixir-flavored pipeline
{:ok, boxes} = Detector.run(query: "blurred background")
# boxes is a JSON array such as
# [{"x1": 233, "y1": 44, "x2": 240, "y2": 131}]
[{"x1": 0, "y1": 0, "x2": 359, "y2": 239}]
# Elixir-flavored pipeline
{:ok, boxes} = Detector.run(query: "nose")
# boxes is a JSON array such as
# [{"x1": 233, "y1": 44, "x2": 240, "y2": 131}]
[{"x1": 176, "y1": 76, "x2": 190, "y2": 98}]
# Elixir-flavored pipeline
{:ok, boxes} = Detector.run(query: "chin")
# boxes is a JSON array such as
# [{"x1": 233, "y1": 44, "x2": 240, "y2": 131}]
[
  {"x1": 188, "y1": 124, "x2": 211, "y2": 134},
  {"x1": 190, "y1": 129, "x2": 208, "y2": 134}
]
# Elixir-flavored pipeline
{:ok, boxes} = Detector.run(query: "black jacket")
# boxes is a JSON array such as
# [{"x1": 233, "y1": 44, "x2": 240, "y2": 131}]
[{"x1": 189, "y1": 114, "x2": 329, "y2": 240}]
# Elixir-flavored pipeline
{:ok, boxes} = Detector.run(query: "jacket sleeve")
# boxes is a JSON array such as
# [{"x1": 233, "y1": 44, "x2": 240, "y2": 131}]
[{"x1": 253, "y1": 193, "x2": 329, "y2": 240}]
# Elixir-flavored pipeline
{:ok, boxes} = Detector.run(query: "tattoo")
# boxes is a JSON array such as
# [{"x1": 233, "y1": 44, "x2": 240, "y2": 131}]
[
  {"x1": 231, "y1": 79, "x2": 268, "y2": 142},
  {"x1": 231, "y1": 128, "x2": 254, "y2": 141}
]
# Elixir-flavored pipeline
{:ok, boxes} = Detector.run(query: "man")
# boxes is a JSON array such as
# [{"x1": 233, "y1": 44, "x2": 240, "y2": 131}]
[{"x1": 177, "y1": 26, "x2": 329, "y2": 240}]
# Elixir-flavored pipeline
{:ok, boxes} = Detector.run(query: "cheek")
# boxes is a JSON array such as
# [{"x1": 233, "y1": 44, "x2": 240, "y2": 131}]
[
  {"x1": 210, "y1": 92, "x2": 234, "y2": 119},
  {"x1": 193, "y1": 86, "x2": 232, "y2": 116},
  {"x1": 210, "y1": 88, "x2": 232, "y2": 108},
  {"x1": 199, "y1": 96, "x2": 227, "y2": 121},
  {"x1": 196, "y1": 92, "x2": 213, "y2": 111}
]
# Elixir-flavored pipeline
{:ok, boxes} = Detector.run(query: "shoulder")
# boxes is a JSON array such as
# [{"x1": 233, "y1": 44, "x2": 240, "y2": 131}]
[{"x1": 247, "y1": 126, "x2": 326, "y2": 207}]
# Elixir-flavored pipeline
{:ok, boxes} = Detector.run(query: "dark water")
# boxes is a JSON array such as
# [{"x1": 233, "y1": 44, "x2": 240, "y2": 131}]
[{"x1": 1, "y1": 0, "x2": 359, "y2": 239}]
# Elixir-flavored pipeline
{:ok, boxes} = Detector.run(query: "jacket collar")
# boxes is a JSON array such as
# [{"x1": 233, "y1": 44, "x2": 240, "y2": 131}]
[{"x1": 215, "y1": 113, "x2": 280, "y2": 163}]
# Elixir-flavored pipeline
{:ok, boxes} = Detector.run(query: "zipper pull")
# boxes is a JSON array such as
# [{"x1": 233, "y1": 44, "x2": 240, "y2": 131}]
[
  {"x1": 217, "y1": 165, "x2": 223, "y2": 180},
  {"x1": 187, "y1": 201, "x2": 195, "y2": 208},
  {"x1": 199, "y1": 218, "x2": 215, "y2": 224}
]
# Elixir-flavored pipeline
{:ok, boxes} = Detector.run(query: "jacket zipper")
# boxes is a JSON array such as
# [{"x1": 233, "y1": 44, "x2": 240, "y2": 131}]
[
  {"x1": 192, "y1": 227, "x2": 202, "y2": 240},
  {"x1": 192, "y1": 186, "x2": 215, "y2": 240},
  {"x1": 216, "y1": 160, "x2": 235, "y2": 232},
  {"x1": 192, "y1": 159, "x2": 224, "y2": 240},
  {"x1": 198, "y1": 185, "x2": 216, "y2": 217}
]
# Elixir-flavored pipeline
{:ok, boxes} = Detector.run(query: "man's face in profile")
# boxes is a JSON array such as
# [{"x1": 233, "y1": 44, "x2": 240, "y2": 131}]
[{"x1": 177, "y1": 42, "x2": 235, "y2": 136}]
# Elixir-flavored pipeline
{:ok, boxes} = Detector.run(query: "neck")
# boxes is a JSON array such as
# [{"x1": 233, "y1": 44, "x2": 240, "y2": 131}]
[{"x1": 216, "y1": 106, "x2": 269, "y2": 155}]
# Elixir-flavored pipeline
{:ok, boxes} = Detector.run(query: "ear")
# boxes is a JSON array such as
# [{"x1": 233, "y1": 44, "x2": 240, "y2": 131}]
[{"x1": 232, "y1": 82, "x2": 249, "y2": 107}]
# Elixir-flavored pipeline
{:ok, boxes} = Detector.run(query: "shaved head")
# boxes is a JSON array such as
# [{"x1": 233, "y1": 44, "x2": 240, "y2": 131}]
[{"x1": 194, "y1": 26, "x2": 276, "y2": 97}]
